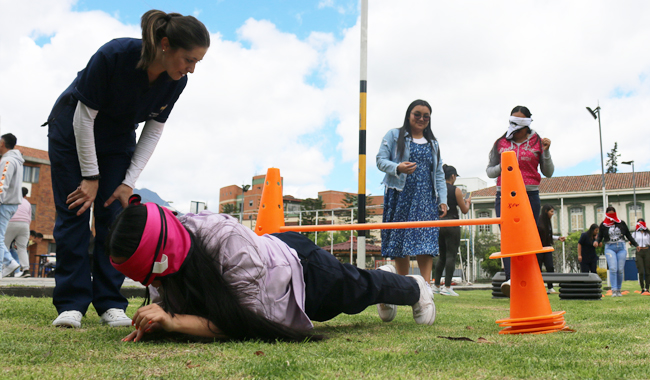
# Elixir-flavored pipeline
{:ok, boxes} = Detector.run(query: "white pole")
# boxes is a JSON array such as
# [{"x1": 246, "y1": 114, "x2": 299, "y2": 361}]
[
  {"x1": 330, "y1": 210, "x2": 334, "y2": 255},
  {"x1": 560, "y1": 198, "x2": 566, "y2": 273},
  {"x1": 469, "y1": 203, "x2": 478, "y2": 282},
  {"x1": 315, "y1": 210, "x2": 319, "y2": 244},
  {"x1": 357, "y1": 0, "x2": 369, "y2": 269},
  {"x1": 350, "y1": 208, "x2": 354, "y2": 264}
]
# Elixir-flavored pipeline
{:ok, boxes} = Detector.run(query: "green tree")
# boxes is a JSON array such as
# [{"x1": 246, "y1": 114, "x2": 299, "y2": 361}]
[
  {"x1": 475, "y1": 232, "x2": 503, "y2": 277},
  {"x1": 220, "y1": 203, "x2": 238, "y2": 215},
  {"x1": 550, "y1": 230, "x2": 604, "y2": 273},
  {"x1": 606, "y1": 142, "x2": 620, "y2": 173},
  {"x1": 340, "y1": 193, "x2": 374, "y2": 224},
  {"x1": 300, "y1": 198, "x2": 327, "y2": 241}
]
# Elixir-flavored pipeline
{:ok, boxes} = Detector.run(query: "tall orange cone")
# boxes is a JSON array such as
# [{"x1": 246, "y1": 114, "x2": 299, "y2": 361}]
[
  {"x1": 254, "y1": 168, "x2": 285, "y2": 236},
  {"x1": 490, "y1": 151, "x2": 567, "y2": 334}
]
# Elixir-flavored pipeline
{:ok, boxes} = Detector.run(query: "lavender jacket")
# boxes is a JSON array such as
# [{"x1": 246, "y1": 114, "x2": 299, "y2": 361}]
[{"x1": 178, "y1": 212, "x2": 313, "y2": 331}]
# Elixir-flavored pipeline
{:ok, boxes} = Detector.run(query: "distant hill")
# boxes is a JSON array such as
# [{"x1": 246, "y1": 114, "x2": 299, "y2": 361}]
[{"x1": 133, "y1": 188, "x2": 183, "y2": 216}]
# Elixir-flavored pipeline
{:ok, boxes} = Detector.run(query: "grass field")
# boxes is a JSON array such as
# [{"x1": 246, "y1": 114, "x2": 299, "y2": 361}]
[{"x1": 1, "y1": 281, "x2": 649, "y2": 379}]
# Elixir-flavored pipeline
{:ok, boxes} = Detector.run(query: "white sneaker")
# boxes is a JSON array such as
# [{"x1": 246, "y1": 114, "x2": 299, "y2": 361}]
[
  {"x1": 52, "y1": 310, "x2": 83, "y2": 328},
  {"x1": 431, "y1": 284, "x2": 441, "y2": 295},
  {"x1": 2, "y1": 260, "x2": 20, "y2": 277},
  {"x1": 407, "y1": 275, "x2": 436, "y2": 325},
  {"x1": 547, "y1": 288, "x2": 557, "y2": 294},
  {"x1": 440, "y1": 286, "x2": 459, "y2": 297},
  {"x1": 376, "y1": 265, "x2": 397, "y2": 322},
  {"x1": 500, "y1": 279, "x2": 511, "y2": 297},
  {"x1": 100, "y1": 308, "x2": 132, "y2": 327}
]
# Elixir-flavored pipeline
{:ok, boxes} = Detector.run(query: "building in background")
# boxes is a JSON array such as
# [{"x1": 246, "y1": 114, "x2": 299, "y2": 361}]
[
  {"x1": 15, "y1": 145, "x2": 55, "y2": 273},
  {"x1": 471, "y1": 172, "x2": 650, "y2": 247}
]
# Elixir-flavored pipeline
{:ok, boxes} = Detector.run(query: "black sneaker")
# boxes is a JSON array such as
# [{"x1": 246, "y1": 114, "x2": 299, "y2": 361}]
[{"x1": 19, "y1": 270, "x2": 31, "y2": 278}]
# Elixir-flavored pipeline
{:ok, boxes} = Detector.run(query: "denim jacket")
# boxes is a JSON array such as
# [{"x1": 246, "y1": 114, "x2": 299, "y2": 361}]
[{"x1": 376, "y1": 128, "x2": 447, "y2": 206}]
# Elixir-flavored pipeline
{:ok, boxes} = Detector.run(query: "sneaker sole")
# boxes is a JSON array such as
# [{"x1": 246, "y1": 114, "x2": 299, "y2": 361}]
[{"x1": 409, "y1": 275, "x2": 436, "y2": 325}]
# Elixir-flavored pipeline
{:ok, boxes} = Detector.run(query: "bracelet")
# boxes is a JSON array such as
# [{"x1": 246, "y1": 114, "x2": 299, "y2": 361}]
[{"x1": 82, "y1": 174, "x2": 101, "y2": 181}]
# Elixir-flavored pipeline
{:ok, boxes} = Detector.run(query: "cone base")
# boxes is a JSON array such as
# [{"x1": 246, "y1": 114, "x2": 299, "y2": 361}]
[
  {"x1": 495, "y1": 310, "x2": 565, "y2": 324},
  {"x1": 499, "y1": 322, "x2": 566, "y2": 335},
  {"x1": 490, "y1": 246, "x2": 554, "y2": 259}
]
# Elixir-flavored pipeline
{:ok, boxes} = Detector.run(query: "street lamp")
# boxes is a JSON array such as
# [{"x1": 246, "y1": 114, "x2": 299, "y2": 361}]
[
  {"x1": 622, "y1": 160, "x2": 636, "y2": 220},
  {"x1": 239, "y1": 184, "x2": 250, "y2": 224},
  {"x1": 586, "y1": 105, "x2": 607, "y2": 213}
]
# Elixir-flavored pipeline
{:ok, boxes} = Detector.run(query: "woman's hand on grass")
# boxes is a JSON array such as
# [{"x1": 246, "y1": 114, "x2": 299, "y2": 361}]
[{"x1": 123, "y1": 304, "x2": 174, "y2": 342}]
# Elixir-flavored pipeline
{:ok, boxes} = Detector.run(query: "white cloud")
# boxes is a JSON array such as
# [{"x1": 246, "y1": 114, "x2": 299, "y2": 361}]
[
  {"x1": 318, "y1": 0, "x2": 335, "y2": 10},
  {"x1": 2, "y1": 0, "x2": 650, "y2": 213}
]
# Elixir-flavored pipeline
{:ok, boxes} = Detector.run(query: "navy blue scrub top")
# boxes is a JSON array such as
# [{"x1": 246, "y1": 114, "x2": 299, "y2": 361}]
[{"x1": 46, "y1": 38, "x2": 187, "y2": 154}]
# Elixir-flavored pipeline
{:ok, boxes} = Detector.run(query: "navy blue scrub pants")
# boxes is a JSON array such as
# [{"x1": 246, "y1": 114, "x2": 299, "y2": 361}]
[
  {"x1": 495, "y1": 190, "x2": 541, "y2": 282},
  {"x1": 272, "y1": 231, "x2": 419, "y2": 322},
  {"x1": 49, "y1": 138, "x2": 132, "y2": 316}
]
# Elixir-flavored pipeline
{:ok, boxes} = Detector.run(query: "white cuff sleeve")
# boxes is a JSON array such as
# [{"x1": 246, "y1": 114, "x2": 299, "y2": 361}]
[
  {"x1": 72, "y1": 101, "x2": 100, "y2": 177},
  {"x1": 122, "y1": 120, "x2": 165, "y2": 189}
]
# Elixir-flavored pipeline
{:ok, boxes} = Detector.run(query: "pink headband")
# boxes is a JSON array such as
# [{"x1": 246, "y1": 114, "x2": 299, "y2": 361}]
[{"x1": 111, "y1": 202, "x2": 192, "y2": 286}]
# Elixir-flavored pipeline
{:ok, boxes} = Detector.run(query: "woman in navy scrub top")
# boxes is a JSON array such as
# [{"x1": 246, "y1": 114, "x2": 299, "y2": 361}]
[{"x1": 44, "y1": 10, "x2": 210, "y2": 328}]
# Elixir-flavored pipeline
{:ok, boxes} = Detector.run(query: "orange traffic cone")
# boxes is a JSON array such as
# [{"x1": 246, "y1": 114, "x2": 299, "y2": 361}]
[
  {"x1": 490, "y1": 151, "x2": 567, "y2": 335},
  {"x1": 254, "y1": 168, "x2": 285, "y2": 236}
]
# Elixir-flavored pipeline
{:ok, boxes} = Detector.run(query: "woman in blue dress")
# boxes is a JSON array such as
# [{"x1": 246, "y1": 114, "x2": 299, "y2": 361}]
[
  {"x1": 376, "y1": 100, "x2": 447, "y2": 291},
  {"x1": 43, "y1": 10, "x2": 210, "y2": 329}
]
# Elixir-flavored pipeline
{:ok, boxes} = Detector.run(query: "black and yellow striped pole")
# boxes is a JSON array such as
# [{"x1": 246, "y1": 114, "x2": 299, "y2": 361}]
[{"x1": 357, "y1": 0, "x2": 368, "y2": 269}]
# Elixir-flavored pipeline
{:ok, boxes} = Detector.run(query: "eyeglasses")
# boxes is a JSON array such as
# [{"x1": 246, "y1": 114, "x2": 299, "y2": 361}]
[{"x1": 412, "y1": 112, "x2": 430, "y2": 121}]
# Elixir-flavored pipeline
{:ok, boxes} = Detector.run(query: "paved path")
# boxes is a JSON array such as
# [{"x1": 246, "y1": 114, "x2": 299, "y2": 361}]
[{"x1": 0, "y1": 277, "x2": 490, "y2": 297}]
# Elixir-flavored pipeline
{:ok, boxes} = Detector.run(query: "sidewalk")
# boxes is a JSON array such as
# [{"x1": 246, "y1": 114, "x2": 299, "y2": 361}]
[
  {"x1": 0, "y1": 277, "x2": 145, "y2": 298},
  {"x1": 0, "y1": 277, "x2": 490, "y2": 297}
]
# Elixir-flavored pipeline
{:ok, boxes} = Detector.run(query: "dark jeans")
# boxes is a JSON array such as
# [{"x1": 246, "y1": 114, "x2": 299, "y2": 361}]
[
  {"x1": 495, "y1": 190, "x2": 541, "y2": 281},
  {"x1": 434, "y1": 226, "x2": 461, "y2": 287},
  {"x1": 536, "y1": 252, "x2": 555, "y2": 289},
  {"x1": 580, "y1": 261, "x2": 597, "y2": 273},
  {"x1": 49, "y1": 139, "x2": 132, "y2": 316},
  {"x1": 272, "y1": 232, "x2": 419, "y2": 322}
]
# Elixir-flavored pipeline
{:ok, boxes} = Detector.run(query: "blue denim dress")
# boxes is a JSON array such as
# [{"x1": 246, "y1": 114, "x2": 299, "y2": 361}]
[{"x1": 381, "y1": 141, "x2": 440, "y2": 258}]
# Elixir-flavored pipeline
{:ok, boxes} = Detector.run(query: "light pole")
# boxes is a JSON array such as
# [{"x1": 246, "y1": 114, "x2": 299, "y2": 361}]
[
  {"x1": 586, "y1": 105, "x2": 607, "y2": 213},
  {"x1": 239, "y1": 184, "x2": 250, "y2": 224},
  {"x1": 622, "y1": 160, "x2": 636, "y2": 220}
]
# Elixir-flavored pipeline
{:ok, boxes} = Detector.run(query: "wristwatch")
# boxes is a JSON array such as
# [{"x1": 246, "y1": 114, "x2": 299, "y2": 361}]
[{"x1": 82, "y1": 174, "x2": 101, "y2": 181}]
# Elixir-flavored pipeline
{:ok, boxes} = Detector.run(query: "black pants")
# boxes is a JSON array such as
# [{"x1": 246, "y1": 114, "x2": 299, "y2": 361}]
[
  {"x1": 536, "y1": 252, "x2": 555, "y2": 289},
  {"x1": 272, "y1": 232, "x2": 419, "y2": 322},
  {"x1": 435, "y1": 226, "x2": 461, "y2": 287},
  {"x1": 580, "y1": 261, "x2": 597, "y2": 273},
  {"x1": 49, "y1": 138, "x2": 132, "y2": 316}
]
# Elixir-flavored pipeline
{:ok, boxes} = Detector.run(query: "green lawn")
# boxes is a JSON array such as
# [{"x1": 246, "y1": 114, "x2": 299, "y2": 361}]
[{"x1": 1, "y1": 281, "x2": 649, "y2": 379}]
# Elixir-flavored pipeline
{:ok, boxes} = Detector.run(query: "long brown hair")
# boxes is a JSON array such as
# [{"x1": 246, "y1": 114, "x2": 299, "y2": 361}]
[{"x1": 137, "y1": 10, "x2": 210, "y2": 70}]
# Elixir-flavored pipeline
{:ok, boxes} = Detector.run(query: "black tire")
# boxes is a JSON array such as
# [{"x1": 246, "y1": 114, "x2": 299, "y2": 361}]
[
  {"x1": 558, "y1": 282, "x2": 602, "y2": 288},
  {"x1": 559, "y1": 288, "x2": 603, "y2": 295}
]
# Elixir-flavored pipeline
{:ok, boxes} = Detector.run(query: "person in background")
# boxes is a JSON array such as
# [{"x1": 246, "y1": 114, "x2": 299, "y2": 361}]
[
  {"x1": 376, "y1": 99, "x2": 447, "y2": 296},
  {"x1": 43, "y1": 10, "x2": 210, "y2": 328},
  {"x1": 632, "y1": 219, "x2": 650, "y2": 295},
  {"x1": 5, "y1": 187, "x2": 32, "y2": 277},
  {"x1": 537, "y1": 204, "x2": 565, "y2": 294},
  {"x1": 578, "y1": 224, "x2": 600, "y2": 274},
  {"x1": 432, "y1": 165, "x2": 470, "y2": 296},
  {"x1": 0, "y1": 133, "x2": 25, "y2": 278},
  {"x1": 486, "y1": 106, "x2": 554, "y2": 297},
  {"x1": 594, "y1": 206, "x2": 639, "y2": 297}
]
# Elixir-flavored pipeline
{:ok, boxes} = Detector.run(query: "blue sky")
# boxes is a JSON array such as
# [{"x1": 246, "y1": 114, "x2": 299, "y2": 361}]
[
  {"x1": 2, "y1": 1, "x2": 649, "y2": 211},
  {"x1": 73, "y1": 0, "x2": 357, "y2": 42}
]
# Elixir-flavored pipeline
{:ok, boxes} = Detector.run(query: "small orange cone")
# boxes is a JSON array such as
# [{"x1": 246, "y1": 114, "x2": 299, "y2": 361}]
[
  {"x1": 490, "y1": 151, "x2": 567, "y2": 335},
  {"x1": 254, "y1": 168, "x2": 285, "y2": 236}
]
